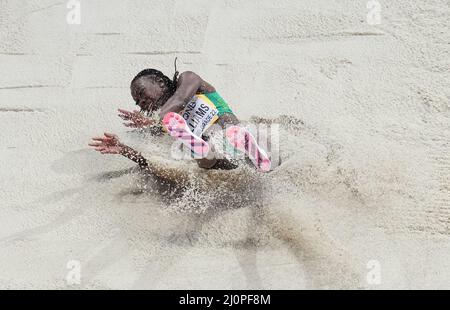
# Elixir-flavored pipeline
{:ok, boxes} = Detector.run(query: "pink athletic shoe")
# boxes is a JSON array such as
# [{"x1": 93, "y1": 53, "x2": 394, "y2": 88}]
[
  {"x1": 225, "y1": 126, "x2": 271, "y2": 172},
  {"x1": 162, "y1": 112, "x2": 210, "y2": 158}
]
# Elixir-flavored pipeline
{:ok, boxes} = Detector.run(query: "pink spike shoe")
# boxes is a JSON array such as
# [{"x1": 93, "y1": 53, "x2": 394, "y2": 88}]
[{"x1": 225, "y1": 126, "x2": 271, "y2": 172}]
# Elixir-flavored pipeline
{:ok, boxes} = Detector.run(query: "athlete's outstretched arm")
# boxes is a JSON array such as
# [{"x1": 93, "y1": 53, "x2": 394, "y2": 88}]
[
  {"x1": 88, "y1": 133, "x2": 188, "y2": 184},
  {"x1": 159, "y1": 71, "x2": 214, "y2": 118},
  {"x1": 89, "y1": 133, "x2": 148, "y2": 169},
  {"x1": 119, "y1": 145, "x2": 149, "y2": 169}
]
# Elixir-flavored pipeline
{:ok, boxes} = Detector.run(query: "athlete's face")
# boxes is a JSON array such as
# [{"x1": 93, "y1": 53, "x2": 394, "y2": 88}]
[{"x1": 130, "y1": 77, "x2": 167, "y2": 113}]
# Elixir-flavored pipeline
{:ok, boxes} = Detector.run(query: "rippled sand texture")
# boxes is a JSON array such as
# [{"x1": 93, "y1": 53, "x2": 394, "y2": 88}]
[{"x1": 0, "y1": 1, "x2": 449, "y2": 289}]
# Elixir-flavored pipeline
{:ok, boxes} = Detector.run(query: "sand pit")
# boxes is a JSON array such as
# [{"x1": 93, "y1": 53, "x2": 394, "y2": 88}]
[{"x1": 0, "y1": 0, "x2": 449, "y2": 289}]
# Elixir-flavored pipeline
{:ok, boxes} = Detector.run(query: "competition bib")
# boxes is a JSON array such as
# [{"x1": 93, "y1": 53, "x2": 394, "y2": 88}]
[{"x1": 181, "y1": 94, "x2": 219, "y2": 136}]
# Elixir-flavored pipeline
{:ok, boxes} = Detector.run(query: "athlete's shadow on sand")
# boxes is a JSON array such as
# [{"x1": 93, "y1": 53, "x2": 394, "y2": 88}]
[
  {"x1": 118, "y1": 167, "x2": 264, "y2": 288},
  {"x1": 113, "y1": 161, "x2": 362, "y2": 289}
]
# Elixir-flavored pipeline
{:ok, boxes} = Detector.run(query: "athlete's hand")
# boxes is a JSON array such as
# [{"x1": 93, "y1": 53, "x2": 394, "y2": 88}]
[
  {"x1": 118, "y1": 109, "x2": 153, "y2": 128},
  {"x1": 89, "y1": 132, "x2": 124, "y2": 154}
]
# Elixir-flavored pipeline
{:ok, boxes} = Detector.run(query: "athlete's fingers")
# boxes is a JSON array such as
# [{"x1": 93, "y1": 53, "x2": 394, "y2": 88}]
[
  {"x1": 118, "y1": 110, "x2": 133, "y2": 120},
  {"x1": 130, "y1": 119, "x2": 142, "y2": 125},
  {"x1": 124, "y1": 122, "x2": 138, "y2": 128},
  {"x1": 88, "y1": 142, "x2": 102, "y2": 147},
  {"x1": 92, "y1": 137, "x2": 112, "y2": 142},
  {"x1": 104, "y1": 132, "x2": 117, "y2": 138},
  {"x1": 118, "y1": 109, "x2": 132, "y2": 115},
  {"x1": 130, "y1": 114, "x2": 144, "y2": 121},
  {"x1": 95, "y1": 146, "x2": 105, "y2": 152}
]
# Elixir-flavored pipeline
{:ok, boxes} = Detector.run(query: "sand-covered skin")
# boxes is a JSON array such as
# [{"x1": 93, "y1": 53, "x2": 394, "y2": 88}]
[{"x1": 0, "y1": 0, "x2": 449, "y2": 289}]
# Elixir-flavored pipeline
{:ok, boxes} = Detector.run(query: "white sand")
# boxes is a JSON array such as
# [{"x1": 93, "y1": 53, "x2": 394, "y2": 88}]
[{"x1": 0, "y1": 0, "x2": 449, "y2": 289}]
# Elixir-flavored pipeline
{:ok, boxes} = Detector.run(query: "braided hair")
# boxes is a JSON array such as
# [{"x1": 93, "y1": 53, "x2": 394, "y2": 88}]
[{"x1": 131, "y1": 58, "x2": 179, "y2": 114}]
